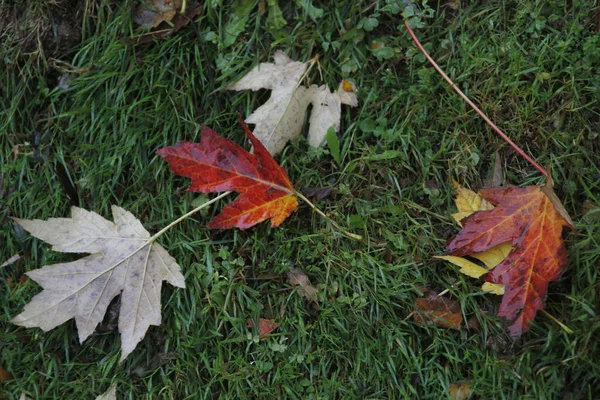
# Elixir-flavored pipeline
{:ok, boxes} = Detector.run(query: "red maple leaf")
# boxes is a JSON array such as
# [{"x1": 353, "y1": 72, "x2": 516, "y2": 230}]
[
  {"x1": 157, "y1": 122, "x2": 298, "y2": 229},
  {"x1": 446, "y1": 184, "x2": 573, "y2": 336}
]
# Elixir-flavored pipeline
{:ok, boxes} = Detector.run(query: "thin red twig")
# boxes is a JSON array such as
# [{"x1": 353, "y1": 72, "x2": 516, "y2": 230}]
[{"x1": 404, "y1": 20, "x2": 547, "y2": 177}]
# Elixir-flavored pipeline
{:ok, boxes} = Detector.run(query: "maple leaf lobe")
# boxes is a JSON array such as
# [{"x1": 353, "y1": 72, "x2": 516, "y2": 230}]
[{"x1": 157, "y1": 124, "x2": 298, "y2": 229}]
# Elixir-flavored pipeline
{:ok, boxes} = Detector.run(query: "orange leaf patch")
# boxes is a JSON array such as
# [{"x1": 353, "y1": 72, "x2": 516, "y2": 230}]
[
  {"x1": 157, "y1": 121, "x2": 298, "y2": 229},
  {"x1": 446, "y1": 184, "x2": 572, "y2": 336}
]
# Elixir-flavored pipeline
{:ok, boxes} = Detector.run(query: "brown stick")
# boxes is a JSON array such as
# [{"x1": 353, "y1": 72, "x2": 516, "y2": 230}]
[{"x1": 404, "y1": 20, "x2": 547, "y2": 177}]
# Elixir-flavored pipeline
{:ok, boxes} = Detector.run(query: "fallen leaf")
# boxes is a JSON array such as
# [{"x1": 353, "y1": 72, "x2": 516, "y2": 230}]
[
  {"x1": 11, "y1": 207, "x2": 185, "y2": 362},
  {"x1": 133, "y1": 0, "x2": 182, "y2": 28},
  {"x1": 247, "y1": 318, "x2": 280, "y2": 339},
  {"x1": 449, "y1": 382, "x2": 471, "y2": 400},
  {"x1": 414, "y1": 291, "x2": 462, "y2": 330},
  {"x1": 286, "y1": 268, "x2": 318, "y2": 302},
  {"x1": 0, "y1": 365, "x2": 12, "y2": 381},
  {"x1": 95, "y1": 383, "x2": 117, "y2": 400},
  {"x1": 127, "y1": 2, "x2": 202, "y2": 45},
  {"x1": 157, "y1": 121, "x2": 298, "y2": 229},
  {"x1": 445, "y1": 183, "x2": 573, "y2": 336},
  {"x1": 227, "y1": 51, "x2": 358, "y2": 155}
]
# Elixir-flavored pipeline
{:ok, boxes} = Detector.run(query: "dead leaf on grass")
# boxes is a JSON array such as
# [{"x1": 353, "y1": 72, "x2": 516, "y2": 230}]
[
  {"x1": 286, "y1": 268, "x2": 318, "y2": 302},
  {"x1": 127, "y1": 1, "x2": 202, "y2": 44},
  {"x1": 0, "y1": 365, "x2": 13, "y2": 381},
  {"x1": 247, "y1": 318, "x2": 280, "y2": 339},
  {"x1": 449, "y1": 382, "x2": 471, "y2": 400},
  {"x1": 11, "y1": 206, "x2": 186, "y2": 362},
  {"x1": 227, "y1": 51, "x2": 358, "y2": 155},
  {"x1": 443, "y1": 180, "x2": 574, "y2": 336},
  {"x1": 95, "y1": 383, "x2": 117, "y2": 400},
  {"x1": 414, "y1": 291, "x2": 462, "y2": 330}
]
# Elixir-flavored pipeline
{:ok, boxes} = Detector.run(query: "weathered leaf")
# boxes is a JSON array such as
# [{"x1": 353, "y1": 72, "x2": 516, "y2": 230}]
[
  {"x1": 157, "y1": 121, "x2": 298, "y2": 229},
  {"x1": 133, "y1": 0, "x2": 183, "y2": 28},
  {"x1": 11, "y1": 207, "x2": 185, "y2": 361},
  {"x1": 414, "y1": 291, "x2": 462, "y2": 330},
  {"x1": 227, "y1": 51, "x2": 358, "y2": 155},
  {"x1": 445, "y1": 183, "x2": 573, "y2": 336},
  {"x1": 95, "y1": 383, "x2": 118, "y2": 400},
  {"x1": 127, "y1": 2, "x2": 202, "y2": 44},
  {"x1": 247, "y1": 318, "x2": 280, "y2": 339},
  {"x1": 286, "y1": 268, "x2": 318, "y2": 302},
  {"x1": 449, "y1": 383, "x2": 471, "y2": 400},
  {"x1": 0, "y1": 365, "x2": 12, "y2": 381}
]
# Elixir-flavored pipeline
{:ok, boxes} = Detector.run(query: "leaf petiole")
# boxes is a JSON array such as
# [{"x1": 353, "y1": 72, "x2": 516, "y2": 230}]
[
  {"x1": 148, "y1": 191, "x2": 232, "y2": 244},
  {"x1": 294, "y1": 190, "x2": 363, "y2": 241}
]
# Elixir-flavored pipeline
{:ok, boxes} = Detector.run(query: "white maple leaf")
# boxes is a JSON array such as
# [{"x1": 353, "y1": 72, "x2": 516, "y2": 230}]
[
  {"x1": 227, "y1": 50, "x2": 358, "y2": 155},
  {"x1": 11, "y1": 206, "x2": 185, "y2": 362}
]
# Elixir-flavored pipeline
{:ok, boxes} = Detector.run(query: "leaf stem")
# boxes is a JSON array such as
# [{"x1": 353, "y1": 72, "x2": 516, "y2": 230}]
[
  {"x1": 294, "y1": 191, "x2": 363, "y2": 241},
  {"x1": 148, "y1": 191, "x2": 232, "y2": 244},
  {"x1": 403, "y1": 20, "x2": 547, "y2": 177}
]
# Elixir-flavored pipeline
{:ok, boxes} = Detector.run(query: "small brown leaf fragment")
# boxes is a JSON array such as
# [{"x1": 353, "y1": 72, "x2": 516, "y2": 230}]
[
  {"x1": 0, "y1": 365, "x2": 13, "y2": 381},
  {"x1": 133, "y1": 0, "x2": 182, "y2": 28},
  {"x1": 449, "y1": 383, "x2": 471, "y2": 400},
  {"x1": 258, "y1": 0, "x2": 266, "y2": 14},
  {"x1": 466, "y1": 315, "x2": 481, "y2": 332},
  {"x1": 384, "y1": 248, "x2": 393, "y2": 264},
  {"x1": 247, "y1": 318, "x2": 280, "y2": 339},
  {"x1": 126, "y1": 2, "x2": 202, "y2": 45},
  {"x1": 414, "y1": 291, "x2": 462, "y2": 330},
  {"x1": 286, "y1": 268, "x2": 318, "y2": 302}
]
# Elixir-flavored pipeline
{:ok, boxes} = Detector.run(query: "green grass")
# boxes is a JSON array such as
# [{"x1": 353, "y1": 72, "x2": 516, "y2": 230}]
[{"x1": 1, "y1": 0, "x2": 599, "y2": 398}]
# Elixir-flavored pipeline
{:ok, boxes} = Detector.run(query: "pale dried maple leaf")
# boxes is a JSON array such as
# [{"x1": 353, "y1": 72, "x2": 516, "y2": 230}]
[
  {"x1": 95, "y1": 383, "x2": 118, "y2": 400},
  {"x1": 11, "y1": 206, "x2": 185, "y2": 362},
  {"x1": 227, "y1": 50, "x2": 358, "y2": 155}
]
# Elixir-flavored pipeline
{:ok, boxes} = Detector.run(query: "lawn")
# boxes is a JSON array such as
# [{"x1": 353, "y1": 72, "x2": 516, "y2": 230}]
[{"x1": 1, "y1": 0, "x2": 599, "y2": 398}]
